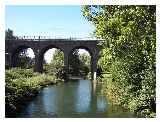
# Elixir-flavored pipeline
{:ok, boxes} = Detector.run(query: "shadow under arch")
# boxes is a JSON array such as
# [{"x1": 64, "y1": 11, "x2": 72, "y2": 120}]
[
  {"x1": 96, "y1": 49, "x2": 103, "y2": 77},
  {"x1": 68, "y1": 46, "x2": 92, "y2": 79},
  {"x1": 69, "y1": 46, "x2": 93, "y2": 57},
  {"x1": 11, "y1": 45, "x2": 35, "y2": 68}
]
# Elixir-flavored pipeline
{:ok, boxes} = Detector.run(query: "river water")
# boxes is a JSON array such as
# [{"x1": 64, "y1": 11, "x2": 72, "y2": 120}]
[{"x1": 18, "y1": 79, "x2": 134, "y2": 118}]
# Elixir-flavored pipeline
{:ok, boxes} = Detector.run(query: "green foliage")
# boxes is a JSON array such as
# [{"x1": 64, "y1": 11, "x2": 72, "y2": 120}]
[
  {"x1": 82, "y1": 5, "x2": 156, "y2": 117},
  {"x1": 5, "y1": 68, "x2": 59, "y2": 116},
  {"x1": 69, "y1": 50, "x2": 81, "y2": 75},
  {"x1": 44, "y1": 49, "x2": 65, "y2": 79},
  {"x1": 69, "y1": 50, "x2": 91, "y2": 77},
  {"x1": 79, "y1": 53, "x2": 90, "y2": 68},
  {"x1": 51, "y1": 49, "x2": 64, "y2": 67},
  {"x1": 5, "y1": 28, "x2": 17, "y2": 40},
  {"x1": 79, "y1": 53, "x2": 91, "y2": 76},
  {"x1": 16, "y1": 55, "x2": 34, "y2": 69},
  {"x1": 44, "y1": 48, "x2": 91, "y2": 78}
]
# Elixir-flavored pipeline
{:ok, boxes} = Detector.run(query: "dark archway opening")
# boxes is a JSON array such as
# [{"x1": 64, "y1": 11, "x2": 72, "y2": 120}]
[
  {"x1": 11, "y1": 46, "x2": 35, "y2": 69},
  {"x1": 68, "y1": 48, "x2": 91, "y2": 79}
]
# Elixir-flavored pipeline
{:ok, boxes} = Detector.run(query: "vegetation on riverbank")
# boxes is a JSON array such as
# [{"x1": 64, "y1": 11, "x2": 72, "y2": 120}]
[
  {"x1": 5, "y1": 68, "x2": 63, "y2": 117},
  {"x1": 82, "y1": 5, "x2": 156, "y2": 117}
]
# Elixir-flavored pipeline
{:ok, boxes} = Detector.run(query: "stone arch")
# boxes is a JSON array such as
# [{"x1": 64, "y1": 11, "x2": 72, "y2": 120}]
[
  {"x1": 69, "y1": 46, "x2": 93, "y2": 57},
  {"x1": 68, "y1": 46, "x2": 92, "y2": 78},
  {"x1": 11, "y1": 45, "x2": 35, "y2": 67},
  {"x1": 39, "y1": 45, "x2": 64, "y2": 57},
  {"x1": 38, "y1": 45, "x2": 65, "y2": 72},
  {"x1": 69, "y1": 46, "x2": 100, "y2": 80}
]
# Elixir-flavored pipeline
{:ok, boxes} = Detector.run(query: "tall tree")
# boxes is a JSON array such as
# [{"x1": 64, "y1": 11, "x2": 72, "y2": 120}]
[
  {"x1": 69, "y1": 50, "x2": 91, "y2": 77},
  {"x1": 69, "y1": 49, "x2": 81, "y2": 75},
  {"x1": 44, "y1": 49, "x2": 65, "y2": 78},
  {"x1": 82, "y1": 5, "x2": 156, "y2": 117},
  {"x1": 5, "y1": 29, "x2": 16, "y2": 40}
]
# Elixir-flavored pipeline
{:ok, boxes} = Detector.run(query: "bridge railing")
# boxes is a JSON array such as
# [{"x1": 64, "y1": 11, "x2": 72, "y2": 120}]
[{"x1": 6, "y1": 36, "x2": 103, "y2": 41}]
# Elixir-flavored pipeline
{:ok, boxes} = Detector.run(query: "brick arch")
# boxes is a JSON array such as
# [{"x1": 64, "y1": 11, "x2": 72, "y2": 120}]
[
  {"x1": 11, "y1": 45, "x2": 35, "y2": 67},
  {"x1": 39, "y1": 44, "x2": 64, "y2": 58},
  {"x1": 37, "y1": 44, "x2": 65, "y2": 72},
  {"x1": 69, "y1": 46, "x2": 93, "y2": 57},
  {"x1": 68, "y1": 46, "x2": 93, "y2": 77},
  {"x1": 12, "y1": 45, "x2": 35, "y2": 55}
]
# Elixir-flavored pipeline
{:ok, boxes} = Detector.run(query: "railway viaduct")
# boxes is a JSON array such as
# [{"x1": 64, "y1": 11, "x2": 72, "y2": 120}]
[{"x1": 5, "y1": 38, "x2": 101, "y2": 80}]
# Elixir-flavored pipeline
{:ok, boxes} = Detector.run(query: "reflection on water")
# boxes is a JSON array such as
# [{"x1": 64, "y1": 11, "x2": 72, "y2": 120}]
[
  {"x1": 97, "y1": 95, "x2": 107, "y2": 112},
  {"x1": 18, "y1": 79, "x2": 134, "y2": 118},
  {"x1": 75, "y1": 80, "x2": 91, "y2": 113}
]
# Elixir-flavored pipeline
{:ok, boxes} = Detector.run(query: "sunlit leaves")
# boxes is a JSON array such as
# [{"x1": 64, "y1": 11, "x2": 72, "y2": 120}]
[
  {"x1": 5, "y1": 68, "x2": 59, "y2": 116},
  {"x1": 82, "y1": 5, "x2": 156, "y2": 117}
]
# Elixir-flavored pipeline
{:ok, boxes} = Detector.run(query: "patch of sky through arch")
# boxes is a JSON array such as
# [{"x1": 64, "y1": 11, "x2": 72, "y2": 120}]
[{"x1": 44, "y1": 49, "x2": 89, "y2": 64}]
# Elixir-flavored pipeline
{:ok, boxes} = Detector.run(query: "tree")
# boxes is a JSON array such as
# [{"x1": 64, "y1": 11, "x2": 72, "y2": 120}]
[
  {"x1": 44, "y1": 49, "x2": 65, "y2": 78},
  {"x1": 69, "y1": 49, "x2": 81, "y2": 75},
  {"x1": 12, "y1": 48, "x2": 35, "y2": 69},
  {"x1": 79, "y1": 53, "x2": 91, "y2": 76},
  {"x1": 69, "y1": 50, "x2": 91, "y2": 77},
  {"x1": 50, "y1": 49, "x2": 64, "y2": 68},
  {"x1": 82, "y1": 5, "x2": 156, "y2": 117},
  {"x1": 5, "y1": 29, "x2": 17, "y2": 40}
]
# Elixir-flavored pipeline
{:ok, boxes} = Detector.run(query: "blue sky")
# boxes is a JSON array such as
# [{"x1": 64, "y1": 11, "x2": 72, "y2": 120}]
[{"x1": 5, "y1": 5, "x2": 94, "y2": 38}]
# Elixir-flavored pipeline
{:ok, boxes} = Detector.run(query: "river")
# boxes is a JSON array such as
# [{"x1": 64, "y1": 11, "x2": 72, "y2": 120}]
[{"x1": 17, "y1": 79, "x2": 134, "y2": 118}]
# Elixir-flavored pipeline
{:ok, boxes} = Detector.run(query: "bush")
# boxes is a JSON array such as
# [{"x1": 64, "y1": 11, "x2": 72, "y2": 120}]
[{"x1": 5, "y1": 68, "x2": 61, "y2": 117}]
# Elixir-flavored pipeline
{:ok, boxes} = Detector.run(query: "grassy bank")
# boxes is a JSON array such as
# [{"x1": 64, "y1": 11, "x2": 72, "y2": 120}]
[{"x1": 5, "y1": 68, "x2": 63, "y2": 117}]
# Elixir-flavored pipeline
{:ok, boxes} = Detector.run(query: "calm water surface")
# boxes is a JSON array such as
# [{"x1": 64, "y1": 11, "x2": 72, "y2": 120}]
[{"x1": 18, "y1": 79, "x2": 134, "y2": 118}]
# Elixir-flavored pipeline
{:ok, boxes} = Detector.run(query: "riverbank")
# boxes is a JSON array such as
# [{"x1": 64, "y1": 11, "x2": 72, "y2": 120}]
[
  {"x1": 5, "y1": 68, "x2": 63, "y2": 117},
  {"x1": 99, "y1": 73, "x2": 156, "y2": 118}
]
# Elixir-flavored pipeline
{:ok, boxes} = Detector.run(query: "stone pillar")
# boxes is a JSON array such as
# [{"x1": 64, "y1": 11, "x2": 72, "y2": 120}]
[
  {"x1": 34, "y1": 49, "x2": 43, "y2": 73},
  {"x1": 91, "y1": 56, "x2": 98, "y2": 81},
  {"x1": 5, "y1": 52, "x2": 12, "y2": 68},
  {"x1": 91, "y1": 50, "x2": 100, "y2": 81},
  {"x1": 64, "y1": 51, "x2": 69, "y2": 80},
  {"x1": 11, "y1": 53, "x2": 19, "y2": 67},
  {"x1": 64, "y1": 52, "x2": 69, "y2": 69}
]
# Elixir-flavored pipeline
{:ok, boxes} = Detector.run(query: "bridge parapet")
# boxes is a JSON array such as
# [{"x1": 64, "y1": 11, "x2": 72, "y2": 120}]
[{"x1": 6, "y1": 36, "x2": 103, "y2": 42}]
